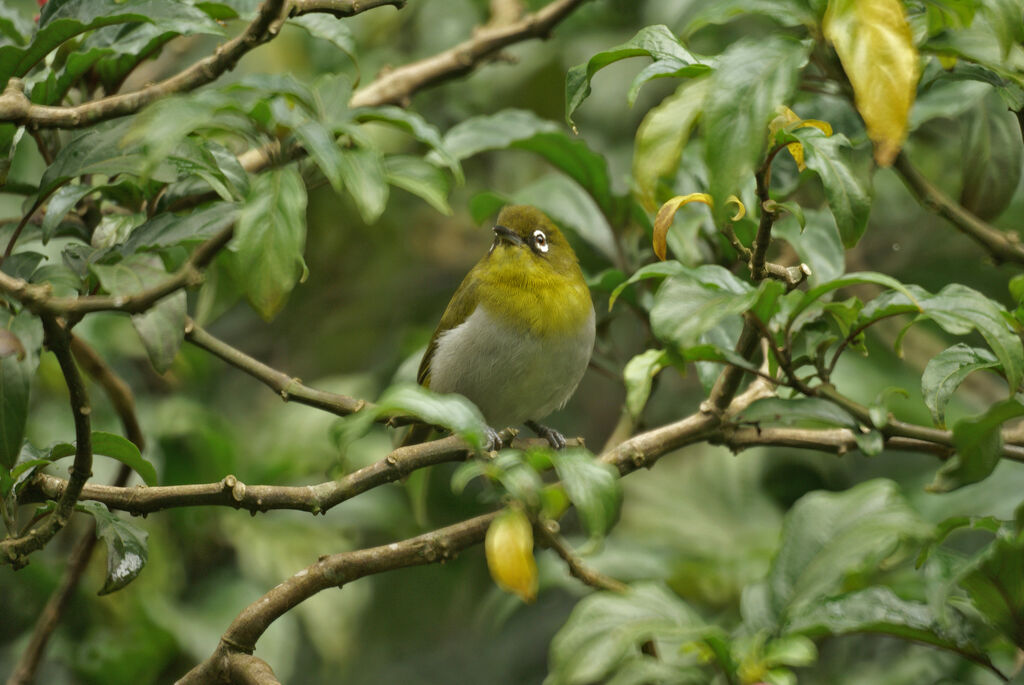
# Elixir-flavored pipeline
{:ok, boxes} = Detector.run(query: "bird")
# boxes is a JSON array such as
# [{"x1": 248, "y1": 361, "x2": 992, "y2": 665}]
[{"x1": 414, "y1": 205, "x2": 595, "y2": 450}]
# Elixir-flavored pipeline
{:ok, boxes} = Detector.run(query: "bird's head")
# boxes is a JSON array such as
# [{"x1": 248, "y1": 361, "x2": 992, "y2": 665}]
[{"x1": 488, "y1": 205, "x2": 579, "y2": 275}]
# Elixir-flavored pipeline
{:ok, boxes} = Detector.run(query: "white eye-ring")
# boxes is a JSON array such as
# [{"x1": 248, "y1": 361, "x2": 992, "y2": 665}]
[{"x1": 532, "y1": 229, "x2": 549, "y2": 253}]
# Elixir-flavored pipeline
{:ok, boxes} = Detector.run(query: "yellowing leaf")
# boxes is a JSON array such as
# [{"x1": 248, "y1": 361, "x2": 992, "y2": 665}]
[
  {"x1": 769, "y1": 106, "x2": 834, "y2": 171},
  {"x1": 485, "y1": 509, "x2": 538, "y2": 602},
  {"x1": 653, "y1": 193, "x2": 712, "y2": 260},
  {"x1": 653, "y1": 193, "x2": 745, "y2": 260},
  {"x1": 824, "y1": 0, "x2": 919, "y2": 166}
]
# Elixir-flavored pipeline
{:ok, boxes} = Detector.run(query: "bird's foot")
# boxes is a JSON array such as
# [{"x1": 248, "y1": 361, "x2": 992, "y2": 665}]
[
  {"x1": 526, "y1": 420, "x2": 567, "y2": 449},
  {"x1": 483, "y1": 426, "x2": 504, "y2": 452}
]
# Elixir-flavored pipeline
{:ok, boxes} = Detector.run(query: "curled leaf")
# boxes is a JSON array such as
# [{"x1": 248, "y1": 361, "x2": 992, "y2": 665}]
[
  {"x1": 652, "y1": 193, "x2": 747, "y2": 259},
  {"x1": 485, "y1": 508, "x2": 538, "y2": 602},
  {"x1": 824, "y1": 0, "x2": 919, "y2": 166},
  {"x1": 653, "y1": 193, "x2": 712, "y2": 260},
  {"x1": 726, "y1": 195, "x2": 746, "y2": 221}
]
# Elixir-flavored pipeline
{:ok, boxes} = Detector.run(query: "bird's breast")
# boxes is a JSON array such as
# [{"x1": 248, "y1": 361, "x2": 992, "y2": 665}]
[{"x1": 427, "y1": 304, "x2": 595, "y2": 427}]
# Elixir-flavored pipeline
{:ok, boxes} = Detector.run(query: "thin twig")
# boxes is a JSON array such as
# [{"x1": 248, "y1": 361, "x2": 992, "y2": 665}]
[
  {"x1": 184, "y1": 318, "x2": 365, "y2": 417},
  {"x1": 1, "y1": 317, "x2": 92, "y2": 566},
  {"x1": 348, "y1": 0, "x2": 589, "y2": 108},
  {"x1": 0, "y1": 0, "x2": 293, "y2": 129},
  {"x1": 6, "y1": 520, "x2": 98, "y2": 685},
  {"x1": 290, "y1": 0, "x2": 406, "y2": 18},
  {"x1": 892, "y1": 152, "x2": 1024, "y2": 266},
  {"x1": 535, "y1": 521, "x2": 628, "y2": 593},
  {"x1": 175, "y1": 511, "x2": 498, "y2": 684},
  {"x1": 0, "y1": 221, "x2": 235, "y2": 316},
  {"x1": 70, "y1": 336, "x2": 145, "y2": 450}
]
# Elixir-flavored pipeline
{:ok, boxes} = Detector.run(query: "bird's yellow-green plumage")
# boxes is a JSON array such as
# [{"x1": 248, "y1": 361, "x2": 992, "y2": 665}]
[{"x1": 416, "y1": 205, "x2": 595, "y2": 447}]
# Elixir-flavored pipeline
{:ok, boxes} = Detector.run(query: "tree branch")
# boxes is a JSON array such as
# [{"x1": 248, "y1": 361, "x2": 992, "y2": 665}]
[
  {"x1": 0, "y1": 221, "x2": 235, "y2": 317},
  {"x1": 8, "y1": 338, "x2": 147, "y2": 683},
  {"x1": 185, "y1": 318, "x2": 366, "y2": 417},
  {"x1": 70, "y1": 336, "x2": 146, "y2": 451},
  {"x1": 175, "y1": 511, "x2": 497, "y2": 684},
  {"x1": 0, "y1": 0, "x2": 289, "y2": 130},
  {"x1": 535, "y1": 520, "x2": 627, "y2": 593},
  {"x1": 5, "y1": 519, "x2": 99, "y2": 685},
  {"x1": 26, "y1": 434, "x2": 570, "y2": 515},
  {"x1": 350, "y1": 0, "x2": 587, "y2": 107},
  {"x1": 290, "y1": 0, "x2": 406, "y2": 18},
  {"x1": 892, "y1": 152, "x2": 1024, "y2": 266},
  {"x1": 1, "y1": 317, "x2": 92, "y2": 567}
]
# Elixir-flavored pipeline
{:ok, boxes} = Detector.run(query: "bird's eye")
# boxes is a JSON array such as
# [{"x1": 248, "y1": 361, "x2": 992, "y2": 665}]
[{"x1": 532, "y1": 229, "x2": 549, "y2": 253}]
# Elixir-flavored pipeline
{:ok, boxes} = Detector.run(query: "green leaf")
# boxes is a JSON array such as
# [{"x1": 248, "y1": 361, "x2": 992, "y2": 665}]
[
  {"x1": 650, "y1": 267, "x2": 759, "y2": 350},
  {"x1": 565, "y1": 25, "x2": 708, "y2": 125},
  {"x1": 77, "y1": 500, "x2": 149, "y2": 595},
  {"x1": 921, "y1": 344, "x2": 999, "y2": 426},
  {"x1": 960, "y1": 91, "x2": 1022, "y2": 220},
  {"x1": 704, "y1": 35, "x2": 809, "y2": 223},
  {"x1": 790, "y1": 128, "x2": 872, "y2": 247},
  {"x1": 958, "y1": 529, "x2": 1024, "y2": 648},
  {"x1": 35, "y1": 119, "x2": 171, "y2": 201},
  {"x1": 229, "y1": 167, "x2": 308, "y2": 320},
  {"x1": 919, "y1": 283, "x2": 1024, "y2": 393},
  {"x1": 290, "y1": 13, "x2": 355, "y2": 55},
  {"x1": 684, "y1": 0, "x2": 817, "y2": 35},
  {"x1": 359, "y1": 106, "x2": 462, "y2": 183},
  {"x1": 92, "y1": 432, "x2": 156, "y2": 486},
  {"x1": 338, "y1": 147, "x2": 388, "y2": 224},
  {"x1": 909, "y1": 79, "x2": 990, "y2": 130},
  {"x1": 352, "y1": 383, "x2": 490, "y2": 451},
  {"x1": 772, "y1": 210, "x2": 845, "y2": 286},
  {"x1": 632, "y1": 78, "x2": 710, "y2": 210},
  {"x1": 41, "y1": 184, "x2": 94, "y2": 243},
  {"x1": 766, "y1": 479, "x2": 929, "y2": 625},
  {"x1": 492, "y1": 451, "x2": 545, "y2": 506},
  {"x1": 547, "y1": 582, "x2": 707, "y2": 685},
  {"x1": 384, "y1": 155, "x2": 452, "y2": 215},
  {"x1": 930, "y1": 399, "x2": 1024, "y2": 492},
  {"x1": 435, "y1": 110, "x2": 616, "y2": 218},
  {"x1": 788, "y1": 586, "x2": 987, "y2": 658},
  {"x1": 623, "y1": 349, "x2": 668, "y2": 419},
  {"x1": 91, "y1": 256, "x2": 186, "y2": 373},
  {"x1": 738, "y1": 397, "x2": 859, "y2": 429},
  {"x1": 550, "y1": 447, "x2": 622, "y2": 541},
  {"x1": 293, "y1": 120, "x2": 346, "y2": 192},
  {"x1": 0, "y1": 0, "x2": 223, "y2": 87},
  {"x1": 609, "y1": 261, "x2": 686, "y2": 309},
  {"x1": 789, "y1": 271, "x2": 921, "y2": 327},
  {"x1": 0, "y1": 311, "x2": 42, "y2": 469},
  {"x1": 122, "y1": 202, "x2": 238, "y2": 255}
]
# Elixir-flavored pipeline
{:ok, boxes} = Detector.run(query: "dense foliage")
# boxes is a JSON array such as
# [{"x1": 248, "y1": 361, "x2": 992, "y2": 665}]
[{"x1": 2, "y1": 0, "x2": 1024, "y2": 683}]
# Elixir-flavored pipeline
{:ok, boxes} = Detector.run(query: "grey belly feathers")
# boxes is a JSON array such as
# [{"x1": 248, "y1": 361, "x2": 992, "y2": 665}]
[{"x1": 427, "y1": 305, "x2": 595, "y2": 428}]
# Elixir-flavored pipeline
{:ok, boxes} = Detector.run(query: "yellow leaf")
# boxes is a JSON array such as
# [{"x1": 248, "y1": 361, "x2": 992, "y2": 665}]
[
  {"x1": 485, "y1": 509, "x2": 538, "y2": 602},
  {"x1": 652, "y1": 193, "x2": 747, "y2": 260},
  {"x1": 726, "y1": 194, "x2": 746, "y2": 221},
  {"x1": 769, "y1": 106, "x2": 834, "y2": 171},
  {"x1": 824, "y1": 0, "x2": 919, "y2": 166},
  {"x1": 653, "y1": 193, "x2": 713, "y2": 260}
]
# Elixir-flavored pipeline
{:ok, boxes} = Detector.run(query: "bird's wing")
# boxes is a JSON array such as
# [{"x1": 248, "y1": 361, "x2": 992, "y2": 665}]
[{"x1": 417, "y1": 269, "x2": 482, "y2": 387}]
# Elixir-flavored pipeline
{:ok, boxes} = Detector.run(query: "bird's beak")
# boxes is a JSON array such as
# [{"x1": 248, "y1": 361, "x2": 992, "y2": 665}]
[{"x1": 492, "y1": 225, "x2": 525, "y2": 247}]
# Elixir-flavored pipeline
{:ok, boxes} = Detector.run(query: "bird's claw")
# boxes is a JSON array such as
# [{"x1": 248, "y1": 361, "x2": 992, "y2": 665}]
[
  {"x1": 483, "y1": 426, "x2": 503, "y2": 452},
  {"x1": 526, "y1": 420, "x2": 567, "y2": 449}
]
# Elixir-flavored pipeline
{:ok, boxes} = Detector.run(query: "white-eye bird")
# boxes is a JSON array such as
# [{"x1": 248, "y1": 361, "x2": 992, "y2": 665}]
[{"x1": 416, "y1": 205, "x2": 595, "y2": 449}]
